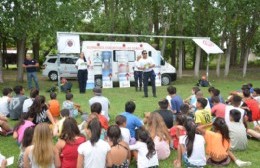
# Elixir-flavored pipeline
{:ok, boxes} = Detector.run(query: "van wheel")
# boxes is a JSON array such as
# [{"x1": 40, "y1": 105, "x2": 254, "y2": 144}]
[
  {"x1": 161, "y1": 74, "x2": 171, "y2": 85},
  {"x1": 49, "y1": 71, "x2": 58, "y2": 81},
  {"x1": 95, "y1": 77, "x2": 102, "y2": 87}
]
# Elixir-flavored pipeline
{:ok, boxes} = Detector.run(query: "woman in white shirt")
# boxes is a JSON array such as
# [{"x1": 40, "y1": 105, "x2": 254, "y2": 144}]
[{"x1": 75, "y1": 52, "x2": 88, "y2": 94}]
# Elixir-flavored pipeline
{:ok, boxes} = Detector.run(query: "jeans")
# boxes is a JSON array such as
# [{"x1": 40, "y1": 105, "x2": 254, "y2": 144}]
[
  {"x1": 134, "y1": 71, "x2": 143, "y2": 89},
  {"x1": 27, "y1": 72, "x2": 39, "y2": 90},
  {"x1": 143, "y1": 70, "x2": 156, "y2": 97}
]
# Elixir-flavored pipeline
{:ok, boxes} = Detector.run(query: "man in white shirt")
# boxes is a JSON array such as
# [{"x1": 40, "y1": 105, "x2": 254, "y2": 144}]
[
  {"x1": 138, "y1": 50, "x2": 156, "y2": 97},
  {"x1": 0, "y1": 88, "x2": 13, "y2": 117},
  {"x1": 89, "y1": 87, "x2": 110, "y2": 121}
]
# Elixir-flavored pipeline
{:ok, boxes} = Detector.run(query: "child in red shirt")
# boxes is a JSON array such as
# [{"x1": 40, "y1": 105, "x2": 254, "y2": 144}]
[{"x1": 170, "y1": 114, "x2": 186, "y2": 149}]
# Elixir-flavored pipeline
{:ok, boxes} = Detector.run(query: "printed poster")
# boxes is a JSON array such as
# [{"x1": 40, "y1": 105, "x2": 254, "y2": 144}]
[
  {"x1": 102, "y1": 51, "x2": 113, "y2": 88},
  {"x1": 117, "y1": 51, "x2": 130, "y2": 88},
  {"x1": 85, "y1": 51, "x2": 95, "y2": 89}
]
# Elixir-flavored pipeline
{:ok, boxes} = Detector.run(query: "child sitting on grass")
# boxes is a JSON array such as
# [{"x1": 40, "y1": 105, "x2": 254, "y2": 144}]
[
  {"x1": 18, "y1": 126, "x2": 34, "y2": 168},
  {"x1": 194, "y1": 98, "x2": 212, "y2": 130},
  {"x1": 0, "y1": 115, "x2": 13, "y2": 136},
  {"x1": 13, "y1": 113, "x2": 35, "y2": 144},
  {"x1": 53, "y1": 109, "x2": 70, "y2": 136},
  {"x1": 129, "y1": 128, "x2": 159, "y2": 168},
  {"x1": 48, "y1": 92, "x2": 60, "y2": 122},
  {"x1": 62, "y1": 93, "x2": 83, "y2": 117},
  {"x1": 170, "y1": 114, "x2": 187, "y2": 150},
  {"x1": 197, "y1": 118, "x2": 251, "y2": 167},
  {"x1": 115, "y1": 115, "x2": 131, "y2": 144},
  {"x1": 174, "y1": 119, "x2": 206, "y2": 168}
]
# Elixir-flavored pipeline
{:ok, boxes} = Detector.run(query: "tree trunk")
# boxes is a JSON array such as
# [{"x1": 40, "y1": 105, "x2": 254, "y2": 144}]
[
  {"x1": 0, "y1": 45, "x2": 4, "y2": 83},
  {"x1": 242, "y1": 48, "x2": 250, "y2": 77},
  {"x1": 194, "y1": 45, "x2": 201, "y2": 78},
  {"x1": 32, "y1": 37, "x2": 40, "y2": 61},
  {"x1": 2, "y1": 38, "x2": 8, "y2": 69},
  {"x1": 230, "y1": 32, "x2": 237, "y2": 66},
  {"x1": 216, "y1": 54, "x2": 222, "y2": 77},
  {"x1": 240, "y1": 25, "x2": 246, "y2": 67},
  {"x1": 178, "y1": 40, "x2": 183, "y2": 78},
  {"x1": 16, "y1": 36, "x2": 27, "y2": 82},
  {"x1": 224, "y1": 40, "x2": 232, "y2": 77},
  {"x1": 171, "y1": 40, "x2": 176, "y2": 67},
  {"x1": 153, "y1": 1, "x2": 159, "y2": 50},
  {"x1": 182, "y1": 41, "x2": 186, "y2": 69}
]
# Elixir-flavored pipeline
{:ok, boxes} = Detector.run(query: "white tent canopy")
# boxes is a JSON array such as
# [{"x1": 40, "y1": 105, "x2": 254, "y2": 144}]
[
  {"x1": 193, "y1": 39, "x2": 223, "y2": 54},
  {"x1": 192, "y1": 38, "x2": 224, "y2": 80}
]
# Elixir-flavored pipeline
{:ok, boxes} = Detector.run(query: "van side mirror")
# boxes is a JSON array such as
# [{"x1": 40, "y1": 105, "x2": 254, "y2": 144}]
[
  {"x1": 161, "y1": 59, "x2": 165, "y2": 65},
  {"x1": 148, "y1": 51, "x2": 152, "y2": 57}
]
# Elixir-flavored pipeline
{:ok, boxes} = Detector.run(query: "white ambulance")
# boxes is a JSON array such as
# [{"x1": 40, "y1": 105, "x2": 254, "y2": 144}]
[{"x1": 81, "y1": 41, "x2": 176, "y2": 86}]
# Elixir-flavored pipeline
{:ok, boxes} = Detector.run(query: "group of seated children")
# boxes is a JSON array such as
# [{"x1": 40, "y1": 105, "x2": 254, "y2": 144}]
[{"x1": 0, "y1": 82, "x2": 259, "y2": 168}]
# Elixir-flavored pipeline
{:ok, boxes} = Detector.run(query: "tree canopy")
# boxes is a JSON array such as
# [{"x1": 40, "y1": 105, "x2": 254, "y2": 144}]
[{"x1": 0, "y1": 0, "x2": 259, "y2": 81}]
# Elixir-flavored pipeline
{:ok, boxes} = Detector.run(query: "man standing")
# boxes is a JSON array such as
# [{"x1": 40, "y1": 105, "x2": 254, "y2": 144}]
[
  {"x1": 138, "y1": 50, "x2": 156, "y2": 97},
  {"x1": 23, "y1": 54, "x2": 39, "y2": 90},
  {"x1": 89, "y1": 87, "x2": 110, "y2": 121}
]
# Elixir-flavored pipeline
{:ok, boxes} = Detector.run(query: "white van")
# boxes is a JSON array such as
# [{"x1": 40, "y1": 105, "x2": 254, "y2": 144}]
[
  {"x1": 82, "y1": 41, "x2": 176, "y2": 86},
  {"x1": 42, "y1": 41, "x2": 176, "y2": 85}
]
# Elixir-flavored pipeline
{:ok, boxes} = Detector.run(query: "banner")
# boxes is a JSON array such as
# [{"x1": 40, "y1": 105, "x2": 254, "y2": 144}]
[
  {"x1": 102, "y1": 51, "x2": 113, "y2": 88},
  {"x1": 153, "y1": 51, "x2": 162, "y2": 86},
  {"x1": 117, "y1": 51, "x2": 130, "y2": 88},
  {"x1": 57, "y1": 34, "x2": 80, "y2": 53},
  {"x1": 84, "y1": 51, "x2": 95, "y2": 89},
  {"x1": 192, "y1": 39, "x2": 223, "y2": 54}
]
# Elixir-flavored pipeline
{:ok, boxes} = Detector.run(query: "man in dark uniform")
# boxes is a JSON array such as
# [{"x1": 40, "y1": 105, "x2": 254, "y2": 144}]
[{"x1": 23, "y1": 54, "x2": 39, "y2": 90}]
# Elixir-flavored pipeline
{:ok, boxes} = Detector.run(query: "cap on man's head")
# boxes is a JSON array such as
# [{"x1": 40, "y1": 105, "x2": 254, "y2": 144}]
[{"x1": 93, "y1": 87, "x2": 102, "y2": 95}]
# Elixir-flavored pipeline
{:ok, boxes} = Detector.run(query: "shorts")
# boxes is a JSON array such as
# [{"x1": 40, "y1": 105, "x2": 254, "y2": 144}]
[{"x1": 207, "y1": 157, "x2": 230, "y2": 166}]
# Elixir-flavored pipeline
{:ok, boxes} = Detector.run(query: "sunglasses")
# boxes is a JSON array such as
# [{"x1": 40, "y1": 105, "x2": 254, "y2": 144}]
[{"x1": 143, "y1": 53, "x2": 147, "y2": 54}]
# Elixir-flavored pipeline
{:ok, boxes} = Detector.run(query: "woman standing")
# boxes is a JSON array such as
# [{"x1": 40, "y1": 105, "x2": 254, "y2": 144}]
[{"x1": 75, "y1": 52, "x2": 88, "y2": 94}]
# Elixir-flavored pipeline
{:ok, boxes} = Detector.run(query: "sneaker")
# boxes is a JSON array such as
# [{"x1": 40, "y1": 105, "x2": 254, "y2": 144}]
[
  {"x1": 142, "y1": 95, "x2": 148, "y2": 98},
  {"x1": 235, "y1": 159, "x2": 252, "y2": 167}
]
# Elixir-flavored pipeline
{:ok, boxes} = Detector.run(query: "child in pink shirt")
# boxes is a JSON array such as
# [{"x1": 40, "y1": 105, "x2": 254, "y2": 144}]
[{"x1": 13, "y1": 113, "x2": 35, "y2": 144}]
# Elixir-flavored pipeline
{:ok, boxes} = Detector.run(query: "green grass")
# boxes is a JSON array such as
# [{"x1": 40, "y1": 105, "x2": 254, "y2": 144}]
[{"x1": 0, "y1": 68, "x2": 260, "y2": 167}]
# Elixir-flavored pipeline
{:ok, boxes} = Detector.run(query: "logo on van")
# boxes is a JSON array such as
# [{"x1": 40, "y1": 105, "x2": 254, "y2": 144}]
[{"x1": 67, "y1": 40, "x2": 74, "y2": 47}]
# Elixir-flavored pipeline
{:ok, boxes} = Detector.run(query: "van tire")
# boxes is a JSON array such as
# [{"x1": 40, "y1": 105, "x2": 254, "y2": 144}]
[
  {"x1": 95, "y1": 77, "x2": 102, "y2": 87},
  {"x1": 48, "y1": 71, "x2": 58, "y2": 81},
  {"x1": 161, "y1": 74, "x2": 171, "y2": 86}
]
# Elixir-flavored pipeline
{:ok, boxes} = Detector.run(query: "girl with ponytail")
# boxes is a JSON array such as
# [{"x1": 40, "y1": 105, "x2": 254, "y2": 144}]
[
  {"x1": 174, "y1": 119, "x2": 206, "y2": 168},
  {"x1": 129, "y1": 128, "x2": 159, "y2": 168}
]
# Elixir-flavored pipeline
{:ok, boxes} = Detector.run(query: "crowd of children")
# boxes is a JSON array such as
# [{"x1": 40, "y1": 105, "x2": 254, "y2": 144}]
[{"x1": 0, "y1": 83, "x2": 259, "y2": 168}]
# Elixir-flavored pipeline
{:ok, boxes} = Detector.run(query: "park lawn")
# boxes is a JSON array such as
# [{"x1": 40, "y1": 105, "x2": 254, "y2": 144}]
[{"x1": 0, "y1": 69, "x2": 260, "y2": 167}]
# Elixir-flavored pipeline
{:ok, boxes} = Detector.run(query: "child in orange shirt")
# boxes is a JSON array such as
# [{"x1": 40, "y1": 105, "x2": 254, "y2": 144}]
[
  {"x1": 197, "y1": 118, "x2": 251, "y2": 167},
  {"x1": 48, "y1": 92, "x2": 60, "y2": 122}
]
